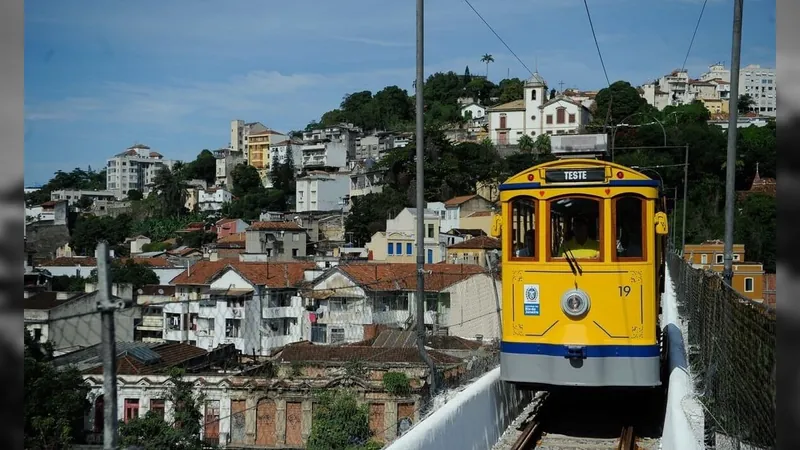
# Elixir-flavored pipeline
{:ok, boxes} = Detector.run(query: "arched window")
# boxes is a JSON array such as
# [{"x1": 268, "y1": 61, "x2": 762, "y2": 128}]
[
  {"x1": 531, "y1": 89, "x2": 537, "y2": 101},
  {"x1": 548, "y1": 195, "x2": 603, "y2": 260},
  {"x1": 613, "y1": 194, "x2": 647, "y2": 261},
  {"x1": 509, "y1": 196, "x2": 537, "y2": 260}
]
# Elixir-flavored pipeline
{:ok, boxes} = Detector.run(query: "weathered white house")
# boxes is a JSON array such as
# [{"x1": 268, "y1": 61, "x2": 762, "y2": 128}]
[
  {"x1": 164, "y1": 260, "x2": 315, "y2": 355},
  {"x1": 301, "y1": 262, "x2": 501, "y2": 344}
]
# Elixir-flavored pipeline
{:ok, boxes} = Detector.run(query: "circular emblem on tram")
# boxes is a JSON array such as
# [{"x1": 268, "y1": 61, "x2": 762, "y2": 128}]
[{"x1": 524, "y1": 285, "x2": 539, "y2": 303}]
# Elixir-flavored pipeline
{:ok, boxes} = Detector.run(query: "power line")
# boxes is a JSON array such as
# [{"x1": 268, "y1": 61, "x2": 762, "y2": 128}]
[
  {"x1": 582, "y1": 0, "x2": 611, "y2": 87},
  {"x1": 461, "y1": 0, "x2": 535, "y2": 77},
  {"x1": 681, "y1": 0, "x2": 709, "y2": 73}
]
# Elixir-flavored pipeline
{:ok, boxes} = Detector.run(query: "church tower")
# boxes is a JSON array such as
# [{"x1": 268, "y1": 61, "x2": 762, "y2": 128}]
[{"x1": 524, "y1": 72, "x2": 547, "y2": 136}]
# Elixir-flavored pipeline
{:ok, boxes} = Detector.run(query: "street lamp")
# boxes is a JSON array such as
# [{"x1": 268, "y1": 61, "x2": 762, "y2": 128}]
[{"x1": 611, "y1": 112, "x2": 667, "y2": 161}]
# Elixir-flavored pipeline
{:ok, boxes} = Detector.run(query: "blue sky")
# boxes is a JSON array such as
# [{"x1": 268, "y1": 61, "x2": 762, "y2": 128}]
[{"x1": 24, "y1": 0, "x2": 775, "y2": 185}]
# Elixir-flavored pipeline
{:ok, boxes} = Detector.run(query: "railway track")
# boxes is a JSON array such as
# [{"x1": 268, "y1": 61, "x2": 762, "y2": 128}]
[{"x1": 498, "y1": 387, "x2": 664, "y2": 450}]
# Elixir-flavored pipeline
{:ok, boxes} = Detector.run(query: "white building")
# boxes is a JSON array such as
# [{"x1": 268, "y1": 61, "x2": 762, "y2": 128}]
[
  {"x1": 213, "y1": 148, "x2": 245, "y2": 189},
  {"x1": 740, "y1": 64, "x2": 776, "y2": 116},
  {"x1": 230, "y1": 120, "x2": 268, "y2": 155},
  {"x1": 197, "y1": 188, "x2": 234, "y2": 212},
  {"x1": 300, "y1": 141, "x2": 348, "y2": 170},
  {"x1": 302, "y1": 262, "x2": 501, "y2": 344},
  {"x1": 50, "y1": 189, "x2": 116, "y2": 205},
  {"x1": 365, "y1": 208, "x2": 442, "y2": 264},
  {"x1": 699, "y1": 62, "x2": 730, "y2": 83},
  {"x1": 640, "y1": 69, "x2": 693, "y2": 110},
  {"x1": 349, "y1": 161, "x2": 385, "y2": 202},
  {"x1": 486, "y1": 72, "x2": 592, "y2": 145},
  {"x1": 165, "y1": 260, "x2": 315, "y2": 355},
  {"x1": 354, "y1": 132, "x2": 398, "y2": 161},
  {"x1": 460, "y1": 103, "x2": 486, "y2": 120},
  {"x1": 302, "y1": 124, "x2": 360, "y2": 163},
  {"x1": 106, "y1": 144, "x2": 176, "y2": 199},
  {"x1": 295, "y1": 171, "x2": 350, "y2": 213}
]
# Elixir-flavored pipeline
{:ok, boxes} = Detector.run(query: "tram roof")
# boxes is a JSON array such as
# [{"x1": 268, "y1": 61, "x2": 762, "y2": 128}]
[{"x1": 502, "y1": 158, "x2": 657, "y2": 187}]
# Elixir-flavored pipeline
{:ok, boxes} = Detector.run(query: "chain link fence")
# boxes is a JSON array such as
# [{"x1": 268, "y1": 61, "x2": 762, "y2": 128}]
[{"x1": 668, "y1": 252, "x2": 775, "y2": 449}]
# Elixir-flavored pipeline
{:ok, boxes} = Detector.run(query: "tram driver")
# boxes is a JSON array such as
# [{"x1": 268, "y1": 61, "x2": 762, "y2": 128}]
[
  {"x1": 558, "y1": 216, "x2": 600, "y2": 258},
  {"x1": 515, "y1": 229, "x2": 535, "y2": 257}
]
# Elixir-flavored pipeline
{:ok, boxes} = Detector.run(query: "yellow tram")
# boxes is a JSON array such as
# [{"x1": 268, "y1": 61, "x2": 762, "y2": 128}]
[{"x1": 491, "y1": 158, "x2": 669, "y2": 388}]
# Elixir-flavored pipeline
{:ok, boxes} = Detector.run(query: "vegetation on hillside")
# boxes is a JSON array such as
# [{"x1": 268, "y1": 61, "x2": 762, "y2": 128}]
[{"x1": 306, "y1": 389, "x2": 382, "y2": 450}]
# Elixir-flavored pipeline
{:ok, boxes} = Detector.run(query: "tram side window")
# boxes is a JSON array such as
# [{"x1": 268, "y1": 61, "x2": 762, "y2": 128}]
[
  {"x1": 614, "y1": 196, "x2": 645, "y2": 259},
  {"x1": 510, "y1": 196, "x2": 536, "y2": 259},
  {"x1": 549, "y1": 196, "x2": 602, "y2": 260}
]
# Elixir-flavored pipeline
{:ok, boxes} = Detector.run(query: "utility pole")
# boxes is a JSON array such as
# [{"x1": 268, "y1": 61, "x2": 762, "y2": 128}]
[
  {"x1": 415, "y1": 0, "x2": 437, "y2": 395},
  {"x1": 96, "y1": 241, "x2": 119, "y2": 449},
  {"x1": 723, "y1": 0, "x2": 743, "y2": 286},
  {"x1": 681, "y1": 144, "x2": 689, "y2": 255}
]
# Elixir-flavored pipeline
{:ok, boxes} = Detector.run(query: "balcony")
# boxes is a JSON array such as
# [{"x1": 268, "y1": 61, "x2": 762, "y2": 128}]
[
  {"x1": 262, "y1": 306, "x2": 304, "y2": 319},
  {"x1": 137, "y1": 316, "x2": 164, "y2": 331}
]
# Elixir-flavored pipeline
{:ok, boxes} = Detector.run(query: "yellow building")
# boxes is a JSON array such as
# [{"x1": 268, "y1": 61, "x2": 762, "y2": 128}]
[
  {"x1": 446, "y1": 235, "x2": 501, "y2": 268},
  {"x1": 700, "y1": 98, "x2": 729, "y2": 116},
  {"x1": 459, "y1": 210, "x2": 493, "y2": 235},
  {"x1": 683, "y1": 240, "x2": 764, "y2": 302}
]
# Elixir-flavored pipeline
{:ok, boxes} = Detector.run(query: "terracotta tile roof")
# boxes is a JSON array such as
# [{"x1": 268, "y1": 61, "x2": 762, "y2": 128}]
[
  {"x1": 276, "y1": 344, "x2": 461, "y2": 365},
  {"x1": 40, "y1": 257, "x2": 97, "y2": 266},
  {"x1": 334, "y1": 262, "x2": 485, "y2": 292},
  {"x1": 248, "y1": 221, "x2": 304, "y2": 231},
  {"x1": 128, "y1": 257, "x2": 174, "y2": 268},
  {"x1": 216, "y1": 232, "x2": 246, "y2": 247},
  {"x1": 40, "y1": 201, "x2": 57, "y2": 208},
  {"x1": 486, "y1": 99, "x2": 526, "y2": 112},
  {"x1": 81, "y1": 342, "x2": 210, "y2": 375},
  {"x1": 215, "y1": 218, "x2": 238, "y2": 226},
  {"x1": 444, "y1": 194, "x2": 479, "y2": 207},
  {"x1": 448, "y1": 235, "x2": 501, "y2": 250},
  {"x1": 170, "y1": 260, "x2": 314, "y2": 288}
]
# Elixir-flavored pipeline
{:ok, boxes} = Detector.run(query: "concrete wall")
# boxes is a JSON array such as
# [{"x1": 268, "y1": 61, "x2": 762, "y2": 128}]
[
  {"x1": 660, "y1": 267, "x2": 704, "y2": 450},
  {"x1": 386, "y1": 367, "x2": 532, "y2": 450}
]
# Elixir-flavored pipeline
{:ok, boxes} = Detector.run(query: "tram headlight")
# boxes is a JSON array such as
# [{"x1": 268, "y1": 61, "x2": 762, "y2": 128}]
[{"x1": 561, "y1": 289, "x2": 590, "y2": 318}]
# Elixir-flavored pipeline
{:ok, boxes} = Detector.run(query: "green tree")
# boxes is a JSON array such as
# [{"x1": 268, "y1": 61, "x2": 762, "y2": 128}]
[
  {"x1": 738, "y1": 94, "x2": 755, "y2": 114},
  {"x1": 306, "y1": 389, "x2": 379, "y2": 450},
  {"x1": 126, "y1": 189, "x2": 143, "y2": 201},
  {"x1": 494, "y1": 78, "x2": 524, "y2": 104},
  {"x1": 517, "y1": 134, "x2": 534, "y2": 154},
  {"x1": 152, "y1": 166, "x2": 189, "y2": 217},
  {"x1": 88, "y1": 259, "x2": 160, "y2": 289},
  {"x1": 592, "y1": 80, "x2": 652, "y2": 126},
  {"x1": 119, "y1": 368, "x2": 208, "y2": 450},
  {"x1": 345, "y1": 187, "x2": 408, "y2": 246},
  {"x1": 70, "y1": 214, "x2": 133, "y2": 256},
  {"x1": 178, "y1": 230, "x2": 217, "y2": 249},
  {"x1": 25, "y1": 328, "x2": 91, "y2": 449},
  {"x1": 480, "y1": 53, "x2": 494, "y2": 77},
  {"x1": 181, "y1": 150, "x2": 217, "y2": 185},
  {"x1": 231, "y1": 163, "x2": 263, "y2": 198},
  {"x1": 735, "y1": 193, "x2": 776, "y2": 272},
  {"x1": 25, "y1": 167, "x2": 107, "y2": 207},
  {"x1": 51, "y1": 275, "x2": 88, "y2": 292}
]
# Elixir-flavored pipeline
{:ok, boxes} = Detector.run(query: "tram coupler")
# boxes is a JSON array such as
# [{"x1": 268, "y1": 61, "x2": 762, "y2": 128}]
[{"x1": 565, "y1": 345, "x2": 587, "y2": 360}]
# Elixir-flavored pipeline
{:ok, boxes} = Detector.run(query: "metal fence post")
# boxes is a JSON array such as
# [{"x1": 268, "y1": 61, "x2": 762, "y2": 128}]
[{"x1": 96, "y1": 241, "x2": 120, "y2": 449}]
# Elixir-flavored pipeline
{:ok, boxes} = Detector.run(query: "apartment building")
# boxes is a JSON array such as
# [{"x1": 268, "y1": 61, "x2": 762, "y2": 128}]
[
  {"x1": 349, "y1": 161, "x2": 386, "y2": 203},
  {"x1": 162, "y1": 260, "x2": 315, "y2": 355},
  {"x1": 302, "y1": 124, "x2": 360, "y2": 162},
  {"x1": 295, "y1": 171, "x2": 350, "y2": 213},
  {"x1": 302, "y1": 262, "x2": 501, "y2": 343},
  {"x1": 365, "y1": 208, "x2": 442, "y2": 263},
  {"x1": 229, "y1": 120, "x2": 268, "y2": 156},
  {"x1": 247, "y1": 129, "x2": 290, "y2": 186},
  {"x1": 213, "y1": 148, "x2": 245, "y2": 189},
  {"x1": 106, "y1": 144, "x2": 176, "y2": 199},
  {"x1": 354, "y1": 132, "x2": 397, "y2": 161},
  {"x1": 740, "y1": 64, "x2": 776, "y2": 116},
  {"x1": 197, "y1": 188, "x2": 233, "y2": 212},
  {"x1": 243, "y1": 221, "x2": 308, "y2": 261}
]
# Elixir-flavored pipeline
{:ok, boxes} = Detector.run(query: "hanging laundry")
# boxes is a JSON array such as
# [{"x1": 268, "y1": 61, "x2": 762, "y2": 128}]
[{"x1": 309, "y1": 312, "x2": 317, "y2": 323}]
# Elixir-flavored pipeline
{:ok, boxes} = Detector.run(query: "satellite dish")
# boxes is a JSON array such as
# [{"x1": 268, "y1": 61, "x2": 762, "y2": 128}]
[
  {"x1": 137, "y1": 289, "x2": 143, "y2": 294},
  {"x1": 158, "y1": 288, "x2": 164, "y2": 295}
]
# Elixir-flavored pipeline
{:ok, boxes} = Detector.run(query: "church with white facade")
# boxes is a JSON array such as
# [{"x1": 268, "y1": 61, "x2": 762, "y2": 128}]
[{"x1": 486, "y1": 72, "x2": 593, "y2": 145}]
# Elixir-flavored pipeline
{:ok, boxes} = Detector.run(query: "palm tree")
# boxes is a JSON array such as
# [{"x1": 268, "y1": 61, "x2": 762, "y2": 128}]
[
  {"x1": 517, "y1": 134, "x2": 534, "y2": 154},
  {"x1": 480, "y1": 54, "x2": 494, "y2": 78},
  {"x1": 152, "y1": 166, "x2": 188, "y2": 217}
]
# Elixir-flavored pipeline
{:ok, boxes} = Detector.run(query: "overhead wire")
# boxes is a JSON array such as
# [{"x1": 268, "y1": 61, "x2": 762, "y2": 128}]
[
  {"x1": 461, "y1": 0, "x2": 534, "y2": 77},
  {"x1": 681, "y1": 0, "x2": 709, "y2": 73}
]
